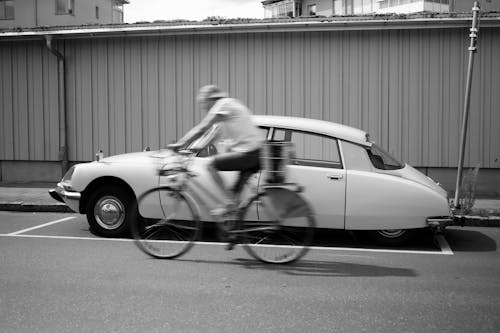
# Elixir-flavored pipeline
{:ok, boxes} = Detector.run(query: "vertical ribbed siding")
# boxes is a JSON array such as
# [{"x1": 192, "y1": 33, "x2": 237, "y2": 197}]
[
  {"x1": 0, "y1": 41, "x2": 59, "y2": 161},
  {"x1": 0, "y1": 27, "x2": 499, "y2": 168}
]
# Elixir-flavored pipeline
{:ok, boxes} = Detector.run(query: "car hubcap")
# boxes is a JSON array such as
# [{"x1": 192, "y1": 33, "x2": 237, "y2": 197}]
[
  {"x1": 378, "y1": 229, "x2": 406, "y2": 239},
  {"x1": 94, "y1": 196, "x2": 125, "y2": 230}
]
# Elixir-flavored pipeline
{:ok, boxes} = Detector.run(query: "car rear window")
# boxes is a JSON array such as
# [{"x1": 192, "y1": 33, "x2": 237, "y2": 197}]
[{"x1": 367, "y1": 144, "x2": 404, "y2": 170}]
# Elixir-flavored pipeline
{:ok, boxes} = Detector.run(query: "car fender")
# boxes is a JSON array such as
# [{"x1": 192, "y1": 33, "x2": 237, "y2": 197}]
[
  {"x1": 70, "y1": 160, "x2": 163, "y2": 218},
  {"x1": 345, "y1": 170, "x2": 450, "y2": 230}
]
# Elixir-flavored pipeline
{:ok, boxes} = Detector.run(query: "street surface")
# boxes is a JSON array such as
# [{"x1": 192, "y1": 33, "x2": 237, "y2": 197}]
[{"x1": 1, "y1": 211, "x2": 499, "y2": 332}]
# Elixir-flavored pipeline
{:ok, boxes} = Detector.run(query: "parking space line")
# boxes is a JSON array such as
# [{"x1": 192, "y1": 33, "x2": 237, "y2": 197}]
[
  {"x1": 0, "y1": 234, "x2": 131, "y2": 241},
  {"x1": 311, "y1": 245, "x2": 448, "y2": 255},
  {"x1": 0, "y1": 233, "x2": 450, "y2": 255},
  {"x1": 434, "y1": 234, "x2": 454, "y2": 255},
  {"x1": 7, "y1": 216, "x2": 76, "y2": 235}
]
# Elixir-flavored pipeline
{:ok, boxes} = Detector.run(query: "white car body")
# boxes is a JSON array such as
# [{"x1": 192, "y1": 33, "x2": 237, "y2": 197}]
[{"x1": 51, "y1": 115, "x2": 452, "y2": 242}]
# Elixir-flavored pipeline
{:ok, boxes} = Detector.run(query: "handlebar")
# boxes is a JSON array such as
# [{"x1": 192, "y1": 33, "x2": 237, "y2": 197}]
[{"x1": 157, "y1": 150, "x2": 196, "y2": 177}]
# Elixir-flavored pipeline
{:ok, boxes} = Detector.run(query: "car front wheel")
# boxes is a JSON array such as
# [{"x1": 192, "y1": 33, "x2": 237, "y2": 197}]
[{"x1": 86, "y1": 185, "x2": 136, "y2": 237}]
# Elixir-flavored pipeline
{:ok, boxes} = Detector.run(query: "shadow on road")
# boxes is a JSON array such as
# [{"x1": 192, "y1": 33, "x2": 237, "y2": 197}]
[
  {"x1": 178, "y1": 257, "x2": 417, "y2": 277},
  {"x1": 236, "y1": 259, "x2": 417, "y2": 277},
  {"x1": 444, "y1": 228, "x2": 497, "y2": 252}
]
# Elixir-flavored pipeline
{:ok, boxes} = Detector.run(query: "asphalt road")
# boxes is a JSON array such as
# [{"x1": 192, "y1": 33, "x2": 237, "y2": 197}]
[{"x1": 1, "y1": 212, "x2": 499, "y2": 332}]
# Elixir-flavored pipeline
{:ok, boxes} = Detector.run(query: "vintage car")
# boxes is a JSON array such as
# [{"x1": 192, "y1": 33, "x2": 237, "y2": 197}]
[{"x1": 50, "y1": 115, "x2": 453, "y2": 245}]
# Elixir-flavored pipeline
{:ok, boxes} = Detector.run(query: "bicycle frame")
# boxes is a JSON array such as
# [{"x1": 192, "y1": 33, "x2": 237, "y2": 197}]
[{"x1": 154, "y1": 152, "x2": 261, "y2": 223}]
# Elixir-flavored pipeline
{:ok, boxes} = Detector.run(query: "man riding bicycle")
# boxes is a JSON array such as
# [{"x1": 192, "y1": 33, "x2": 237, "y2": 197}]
[{"x1": 168, "y1": 85, "x2": 265, "y2": 246}]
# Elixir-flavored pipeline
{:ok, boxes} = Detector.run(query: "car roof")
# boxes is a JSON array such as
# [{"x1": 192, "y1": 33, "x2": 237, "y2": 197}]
[{"x1": 252, "y1": 115, "x2": 371, "y2": 147}]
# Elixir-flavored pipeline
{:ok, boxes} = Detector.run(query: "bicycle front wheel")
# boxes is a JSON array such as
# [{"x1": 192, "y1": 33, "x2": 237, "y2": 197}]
[
  {"x1": 239, "y1": 188, "x2": 315, "y2": 264},
  {"x1": 131, "y1": 187, "x2": 200, "y2": 259}
]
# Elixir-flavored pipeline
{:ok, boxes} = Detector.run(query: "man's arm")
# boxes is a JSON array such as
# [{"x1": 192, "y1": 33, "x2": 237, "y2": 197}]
[{"x1": 171, "y1": 112, "x2": 224, "y2": 149}]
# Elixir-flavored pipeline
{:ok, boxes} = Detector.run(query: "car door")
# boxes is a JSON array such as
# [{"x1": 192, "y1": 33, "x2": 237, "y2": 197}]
[{"x1": 264, "y1": 128, "x2": 346, "y2": 229}]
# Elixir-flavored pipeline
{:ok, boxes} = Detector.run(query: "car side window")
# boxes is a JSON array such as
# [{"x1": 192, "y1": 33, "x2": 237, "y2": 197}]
[{"x1": 272, "y1": 128, "x2": 342, "y2": 169}]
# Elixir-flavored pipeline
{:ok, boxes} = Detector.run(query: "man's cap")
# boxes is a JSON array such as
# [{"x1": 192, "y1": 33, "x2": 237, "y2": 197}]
[{"x1": 197, "y1": 85, "x2": 228, "y2": 101}]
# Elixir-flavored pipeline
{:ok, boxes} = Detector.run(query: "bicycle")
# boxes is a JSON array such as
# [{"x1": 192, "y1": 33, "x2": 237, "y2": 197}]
[{"x1": 131, "y1": 141, "x2": 316, "y2": 264}]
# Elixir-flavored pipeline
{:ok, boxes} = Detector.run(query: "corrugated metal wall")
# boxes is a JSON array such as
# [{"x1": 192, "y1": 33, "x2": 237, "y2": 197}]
[{"x1": 1, "y1": 27, "x2": 499, "y2": 168}]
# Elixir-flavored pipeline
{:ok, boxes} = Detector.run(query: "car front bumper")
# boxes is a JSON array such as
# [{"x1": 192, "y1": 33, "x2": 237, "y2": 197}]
[{"x1": 49, "y1": 182, "x2": 81, "y2": 213}]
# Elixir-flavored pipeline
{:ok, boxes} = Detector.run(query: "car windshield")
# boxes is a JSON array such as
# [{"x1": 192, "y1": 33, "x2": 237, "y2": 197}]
[{"x1": 367, "y1": 144, "x2": 404, "y2": 170}]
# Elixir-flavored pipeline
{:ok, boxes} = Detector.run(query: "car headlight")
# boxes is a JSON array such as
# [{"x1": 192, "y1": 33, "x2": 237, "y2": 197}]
[
  {"x1": 61, "y1": 166, "x2": 76, "y2": 191},
  {"x1": 62, "y1": 166, "x2": 75, "y2": 181}
]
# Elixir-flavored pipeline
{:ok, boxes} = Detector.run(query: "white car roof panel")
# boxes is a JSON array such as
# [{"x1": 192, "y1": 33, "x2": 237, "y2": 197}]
[{"x1": 253, "y1": 115, "x2": 371, "y2": 147}]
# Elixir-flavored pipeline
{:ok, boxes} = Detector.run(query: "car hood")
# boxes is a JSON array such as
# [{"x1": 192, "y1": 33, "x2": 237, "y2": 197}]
[{"x1": 98, "y1": 150, "x2": 173, "y2": 164}]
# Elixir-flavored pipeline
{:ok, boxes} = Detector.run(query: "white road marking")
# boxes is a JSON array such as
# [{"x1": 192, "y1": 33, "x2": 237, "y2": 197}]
[
  {"x1": 434, "y1": 234, "x2": 454, "y2": 255},
  {"x1": 310, "y1": 245, "x2": 449, "y2": 255},
  {"x1": 0, "y1": 233, "x2": 452, "y2": 255},
  {"x1": 7, "y1": 216, "x2": 77, "y2": 235},
  {"x1": 1, "y1": 234, "x2": 132, "y2": 241}
]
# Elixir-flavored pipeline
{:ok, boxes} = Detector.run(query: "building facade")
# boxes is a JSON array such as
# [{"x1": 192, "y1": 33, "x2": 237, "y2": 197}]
[
  {"x1": 263, "y1": 0, "x2": 499, "y2": 18},
  {"x1": 0, "y1": 0, "x2": 128, "y2": 28},
  {"x1": 0, "y1": 15, "x2": 499, "y2": 195}
]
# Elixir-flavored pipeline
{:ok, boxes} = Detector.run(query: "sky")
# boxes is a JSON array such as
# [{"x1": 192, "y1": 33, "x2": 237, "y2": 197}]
[{"x1": 124, "y1": 0, "x2": 265, "y2": 23}]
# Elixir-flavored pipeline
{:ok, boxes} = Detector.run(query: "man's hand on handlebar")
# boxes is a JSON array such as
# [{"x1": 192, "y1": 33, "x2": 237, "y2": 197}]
[{"x1": 167, "y1": 142, "x2": 183, "y2": 152}]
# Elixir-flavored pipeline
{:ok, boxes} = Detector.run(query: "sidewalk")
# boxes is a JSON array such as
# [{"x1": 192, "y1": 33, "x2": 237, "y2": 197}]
[
  {"x1": 0, "y1": 182, "x2": 499, "y2": 226},
  {"x1": 0, "y1": 182, "x2": 72, "y2": 212}
]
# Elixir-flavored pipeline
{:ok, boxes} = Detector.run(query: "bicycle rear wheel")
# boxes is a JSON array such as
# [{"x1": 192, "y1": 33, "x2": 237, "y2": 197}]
[
  {"x1": 131, "y1": 187, "x2": 200, "y2": 259},
  {"x1": 239, "y1": 188, "x2": 315, "y2": 264}
]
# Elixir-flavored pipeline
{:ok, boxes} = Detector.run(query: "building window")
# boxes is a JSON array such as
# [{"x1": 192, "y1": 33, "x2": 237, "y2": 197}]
[
  {"x1": 56, "y1": 0, "x2": 74, "y2": 15},
  {"x1": 95, "y1": 6, "x2": 99, "y2": 19},
  {"x1": 286, "y1": 1, "x2": 293, "y2": 17},
  {"x1": 295, "y1": 1, "x2": 302, "y2": 16},
  {"x1": 0, "y1": 0, "x2": 14, "y2": 20},
  {"x1": 307, "y1": 4, "x2": 317, "y2": 16},
  {"x1": 263, "y1": 0, "x2": 305, "y2": 18}
]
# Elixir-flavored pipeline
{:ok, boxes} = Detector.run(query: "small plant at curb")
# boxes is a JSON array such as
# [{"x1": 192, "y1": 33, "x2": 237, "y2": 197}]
[{"x1": 458, "y1": 164, "x2": 480, "y2": 215}]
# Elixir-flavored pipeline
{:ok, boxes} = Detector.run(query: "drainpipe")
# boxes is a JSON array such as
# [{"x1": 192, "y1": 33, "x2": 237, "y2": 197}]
[{"x1": 45, "y1": 35, "x2": 69, "y2": 176}]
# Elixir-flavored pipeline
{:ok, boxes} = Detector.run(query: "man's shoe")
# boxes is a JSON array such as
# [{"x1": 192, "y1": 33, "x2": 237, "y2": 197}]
[{"x1": 225, "y1": 237, "x2": 238, "y2": 250}]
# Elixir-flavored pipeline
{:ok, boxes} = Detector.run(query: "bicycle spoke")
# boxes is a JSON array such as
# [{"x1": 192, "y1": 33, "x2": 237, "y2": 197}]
[{"x1": 132, "y1": 189, "x2": 200, "y2": 259}]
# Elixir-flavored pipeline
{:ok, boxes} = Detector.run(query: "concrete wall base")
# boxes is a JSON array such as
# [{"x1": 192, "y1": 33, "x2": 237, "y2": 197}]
[
  {"x1": 0, "y1": 161, "x2": 68, "y2": 183},
  {"x1": 416, "y1": 167, "x2": 500, "y2": 198}
]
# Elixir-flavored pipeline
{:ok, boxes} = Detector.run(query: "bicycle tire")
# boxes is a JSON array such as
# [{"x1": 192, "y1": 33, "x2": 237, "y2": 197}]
[
  {"x1": 131, "y1": 187, "x2": 201, "y2": 259},
  {"x1": 239, "y1": 188, "x2": 315, "y2": 264}
]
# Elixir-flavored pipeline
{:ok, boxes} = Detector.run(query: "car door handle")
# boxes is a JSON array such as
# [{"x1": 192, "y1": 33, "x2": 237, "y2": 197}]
[{"x1": 327, "y1": 174, "x2": 343, "y2": 180}]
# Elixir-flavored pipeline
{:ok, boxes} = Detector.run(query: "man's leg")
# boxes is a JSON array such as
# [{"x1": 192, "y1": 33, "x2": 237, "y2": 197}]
[{"x1": 207, "y1": 159, "x2": 235, "y2": 203}]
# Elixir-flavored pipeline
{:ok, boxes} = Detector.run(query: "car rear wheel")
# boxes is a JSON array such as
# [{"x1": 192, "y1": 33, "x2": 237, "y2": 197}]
[
  {"x1": 86, "y1": 185, "x2": 136, "y2": 237},
  {"x1": 366, "y1": 229, "x2": 418, "y2": 246}
]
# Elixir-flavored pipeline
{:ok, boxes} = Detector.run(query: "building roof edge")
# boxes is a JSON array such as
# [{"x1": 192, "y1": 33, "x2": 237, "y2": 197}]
[{"x1": 1, "y1": 14, "x2": 500, "y2": 40}]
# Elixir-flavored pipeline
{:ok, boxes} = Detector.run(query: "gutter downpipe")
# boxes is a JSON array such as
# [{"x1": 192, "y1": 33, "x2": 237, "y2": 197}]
[
  {"x1": 45, "y1": 35, "x2": 69, "y2": 176},
  {"x1": 453, "y1": 2, "x2": 480, "y2": 210}
]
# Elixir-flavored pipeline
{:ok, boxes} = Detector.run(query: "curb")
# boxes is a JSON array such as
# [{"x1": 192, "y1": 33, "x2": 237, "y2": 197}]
[{"x1": 0, "y1": 202, "x2": 73, "y2": 213}]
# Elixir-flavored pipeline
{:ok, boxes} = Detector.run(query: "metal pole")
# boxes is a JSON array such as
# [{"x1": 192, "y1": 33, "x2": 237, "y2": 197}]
[{"x1": 453, "y1": 2, "x2": 480, "y2": 210}]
